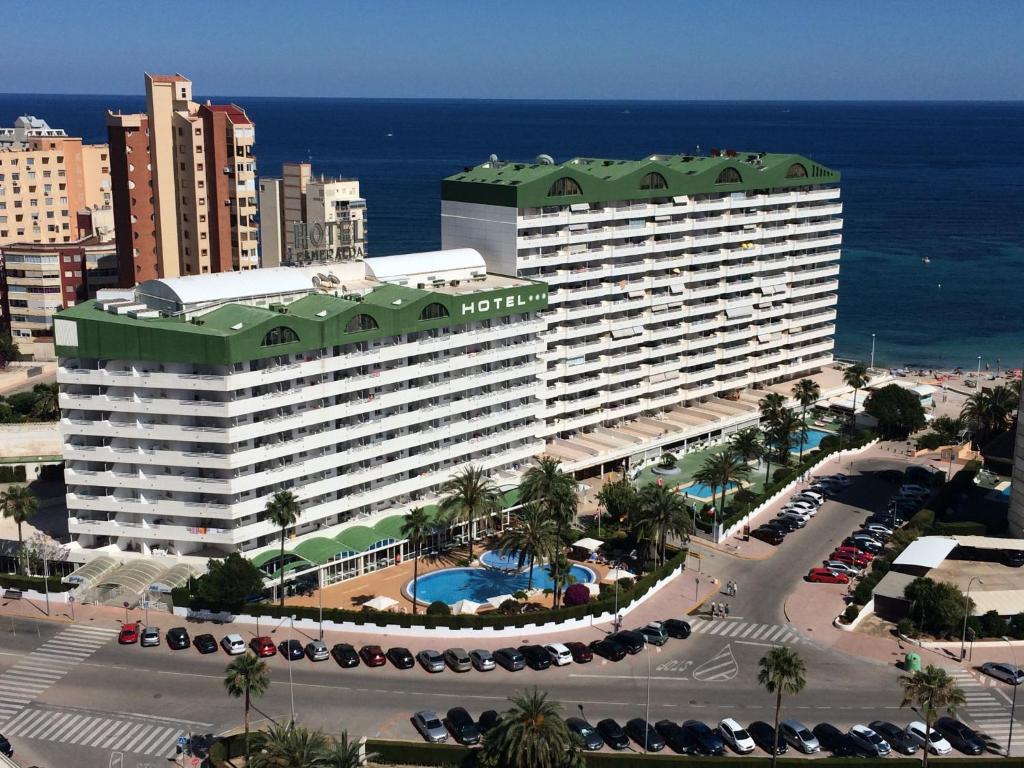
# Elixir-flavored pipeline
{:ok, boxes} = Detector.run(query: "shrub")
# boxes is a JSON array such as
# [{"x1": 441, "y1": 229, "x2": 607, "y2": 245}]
[
  {"x1": 772, "y1": 467, "x2": 794, "y2": 483},
  {"x1": 916, "y1": 433, "x2": 944, "y2": 451},
  {"x1": 897, "y1": 617, "x2": 916, "y2": 637},
  {"x1": 980, "y1": 610, "x2": 1008, "y2": 638},
  {"x1": 426, "y1": 601, "x2": 451, "y2": 616},
  {"x1": 563, "y1": 583, "x2": 591, "y2": 607},
  {"x1": 616, "y1": 577, "x2": 635, "y2": 591},
  {"x1": 658, "y1": 453, "x2": 677, "y2": 469},
  {"x1": 498, "y1": 599, "x2": 520, "y2": 615},
  {"x1": 843, "y1": 605, "x2": 859, "y2": 623},
  {"x1": 1008, "y1": 613, "x2": 1024, "y2": 640}
]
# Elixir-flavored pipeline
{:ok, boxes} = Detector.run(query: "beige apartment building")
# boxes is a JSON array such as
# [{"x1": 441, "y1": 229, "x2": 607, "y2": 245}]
[{"x1": 107, "y1": 73, "x2": 258, "y2": 287}]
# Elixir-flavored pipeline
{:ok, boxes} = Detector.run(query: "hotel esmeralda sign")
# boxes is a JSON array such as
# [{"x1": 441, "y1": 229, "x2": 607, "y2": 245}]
[{"x1": 290, "y1": 221, "x2": 364, "y2": 262}]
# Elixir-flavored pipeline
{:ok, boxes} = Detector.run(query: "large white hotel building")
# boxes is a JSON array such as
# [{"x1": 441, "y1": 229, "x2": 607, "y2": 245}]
[{"x1": 55, "y1": 150, "x2": 842, "y2": 586}]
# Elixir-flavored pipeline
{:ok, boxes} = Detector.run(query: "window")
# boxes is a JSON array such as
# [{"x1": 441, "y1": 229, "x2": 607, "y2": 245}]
[
  {"x1": 261, "y1": 326, "x2": 299, "y2": 346},
  {"x1": 785, "y1": 163, "x2": 808, "y2": 178},
  {"x1": 639, "y1": 172, "x2": 668, "y2": 190},
  {"x1": 419, "y1": 302, "x2": 450, "y2": 321},
  {"x1": 345, "y1": 313, "x2": 378, "y2": 333},
  {"x1": 547, "y1": 177, "x2": 583, "y2": 197},
  {"x1": 715, "y1": 167, "x2": 742, "y2": 184}
]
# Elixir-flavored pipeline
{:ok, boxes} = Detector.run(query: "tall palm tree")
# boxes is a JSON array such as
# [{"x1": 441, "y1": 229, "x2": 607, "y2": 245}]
[
  {"x1": 520, "y1": 457, "x2": 577, "y2": 531},
  {"x1": 265, "y1": 490, "x2": 301, "y2": 606},
  {"x1": 791, "y1": 378, "x2": 821, "y2": 462},
  {"x1": 400, "y1": 506, "x2": 432, "y2": 615},
  {"x1": 729, "y1": 427, "x2": 763, "y2": 467},
  {"x1": 843, "y1": 362, "x2": 870, "y2": 434},
  {"x1": 0, "y1": 485, "x2": 38, "y2": 575},
  {"x1": 637, "y1": 483, "x2": 692, "y2": 566},
  {"x1": 315, "y1": 731, "x2": 377, "y2": 768},
  {"x1": 758, "y1": 392, "x2": 787, "y2": 483},
  {"x1": 546, "y1": 551, "x2": 575, "y2": 609},
  {"x1": 223, "y1": 653, "x2": 271, "y2": 761},
  {"x1": 480, "y1": 687, "x2": 582, "y2": 768},
  {"x1": 899, "y1": 665, "x2": 966, "y2": 768},
  {"x1": 961, "y1": 385, "x2": 1018, "y2": 441},
  {"x1": 693, "y1": 459, "x2": 720, "y2": 515},
  {"x1": 706, "y1": 448, "x2": 752, "y2": 518},
  {"x1": 250, "y1": 721, "x2": 330, "y2": 768},
  {"x1": 440, "y1": 464, "x2": 501, "y2": 565},
  {"x1": 29, "y1": 383, "x2": 60, "y2": 421},
  {"x1": 497, "y1": 503, "x2": 559, "y2": 590},
  {"x1": 766, "y1": 409, "x2": 805, "y2": 480},
  {"x1": 758, "y1": 647, "x2": 807, "y2": 768}
]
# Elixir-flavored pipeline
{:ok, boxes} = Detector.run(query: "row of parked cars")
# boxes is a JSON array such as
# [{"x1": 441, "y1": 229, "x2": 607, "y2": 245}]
[
  {"x1": 752, "y1": 473, "x2": 850, "y2": 548},
  {"x1": 119, "y1": 619, "x2": 693, "y2": 671}
]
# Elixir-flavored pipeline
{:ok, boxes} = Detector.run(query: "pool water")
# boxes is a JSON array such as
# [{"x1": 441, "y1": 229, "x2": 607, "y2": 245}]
[
  {"x1": 684, "y1": 481, "x2": 737, "y2": 499},
  {"x1": 479, "y1": 549, "x2": 529, "y2": 570},
  {"x1": 408, "y1": 564, "x2": 595, "y2": 605},
  {"x1": 795, "y1": 428, "x2": 833, "y2": 452}
]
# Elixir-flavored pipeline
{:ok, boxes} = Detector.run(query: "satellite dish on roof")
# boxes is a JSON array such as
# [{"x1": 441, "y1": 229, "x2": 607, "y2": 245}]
[{"x1": 536, "y1": 154, "x2": 554, "y2": 165}]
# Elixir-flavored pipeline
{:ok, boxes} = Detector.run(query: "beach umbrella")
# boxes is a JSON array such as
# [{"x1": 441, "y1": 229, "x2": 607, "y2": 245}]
[
  {"x1": 603, "y1": 567, "x2": 637, "y2": 583},
  {"x1": 583, "y1": 582, "x2": 601, "y2": 597},
  {"x1": 363, "y1": 596, "x2": 398, "y2": 611},
  {"x1": 451, "y1": 599, "x2": 481, "y2": 615},
  {"x1": 487, "y1": 594, "x2": 515, "y2": 609}
]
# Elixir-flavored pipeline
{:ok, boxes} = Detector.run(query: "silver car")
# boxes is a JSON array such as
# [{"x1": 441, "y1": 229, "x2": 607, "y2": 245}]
[
  {"x1": 823, "y1": 560, "x2": 860, "y2": 578},
  {"x1": 305, "y1": 639, "x2": 329, "y2": 662},
  {"x1": 444, "y1": 647, "x2": 472, "y2": 672},
  {"x1": 981, "y1": 662, "x2": 1024, "y2": 686},
  {"x1": 412, "y1": 710, "x2": 448, "y2": 743},
  {"x1": 469, "y1": 649, "x2": 495, "y2": 671},
  {"x1": 140, "y1": 626, "x2": 160, "y2": 647},
  {"x1": 417, "y1": 649, "x2": 445, "y2": 673},
  {"x1": 780, "y1": 719, "x2": 820, "y2": 753}
]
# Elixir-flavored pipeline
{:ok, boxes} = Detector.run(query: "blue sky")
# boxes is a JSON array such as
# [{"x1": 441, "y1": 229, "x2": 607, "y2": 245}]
[{"x1": 3, "y1": 0, "x2": 1022, "y2": 99}]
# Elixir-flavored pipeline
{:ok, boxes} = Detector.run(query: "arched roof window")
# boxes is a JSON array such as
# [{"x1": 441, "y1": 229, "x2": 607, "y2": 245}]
[
  {"x1": 419, "y1": 303, "x2": 450, "y2": 321},
  {"x1": 639, "y1": 172, "x2": 668, "y2": 190},
  {"x1": 785, "y1": 163, "x2": 808, "y2": 179},
  {"x1": 261, "y1": 326, "x2": 299, "y2": 347},
  {"x1": 715, "y1": 167, "x2": 742, "y2": 184},
  {"x1": 345, "y1": 313, "x2": 378, "y2": 333},
  {"x1": 547, "y1": 177, "x2": 583, "y2": 197}
]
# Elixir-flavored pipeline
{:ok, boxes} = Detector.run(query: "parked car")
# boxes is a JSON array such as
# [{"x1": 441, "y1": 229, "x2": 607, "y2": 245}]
[
  {"x1": 833, "y1": 546, "x2": 873, "y2": 563},
  {"x1": 681, "y1": 720, "x2": 725, "y2": 755},
  {"x1": 1003, "y1": 550, "x2": 1024, "y2": 568},
  {"x1": 444, "y1": 648, "x2": 472, "y2": 672},
  {"x1": 793, "y1": 491, "x2": 824, "y2": 505},
  {"x1": 167, "y1": 627, "x2": 190, "y2": 650},
  {"x1": 416, "y1": 649, "x2": 444, "y2": 673},
  {"x1": 140, "y1": 626, "x2": 160, "y2": 647},
  {"x1": 0, "y1": 734, "x2": 11, "y2": 759},
  {"x1": 469, "y1": 649, "x2": 495, "y2": 671},
  {"x1": 981, "y1": 662, "x2": 1024, "y2": 685},
  {"x1": 221, "y1": 634, "x2": 246, "y2": 656},
  {"x1": 748, "y1": 721, "x2": 787, "y2": 755},
  {"x1": 900, "y1": 483, "x2": 931, "y2": 497},
  {"x1": 934, "y1": 717, "x2": 985, "y2": 755},
  {"x1": 518, "y1": 644, "x2": 552, "y2": 670},
  {"x1": 752, "y1": 527, "x2": 785, "y2": 545},
  {"x1": 277, "y1": 638, "x2": 304, "y2": 661},
  {"x1": 776, "y1": 512, "x2": 808, "y2": 528},
  {"x1": 626, "y1": 718, "x2": 665, "y2": 752},
  {"x1": 564, "y1": 641, "x2": 593, "y2": 663},
  {"x1": 387, "y1": 647, "x2": 414, "y2": 669},
  {"x1": 493, "y1": 647, "x2": 526, "y2": 671},
  {"x1": 194, "y1": 634, "x2": 218, "y2": 655},
  {"x1": 655, "y1": 719, "x2": 698, "y2": 754},
  {"x1": 331, "y1": 643, "x2": 359, "y2": 667},
  {"x1": 849, "y1": 724, "x2": 891, "y2": 756},
  {"x1": 596, "y1": 718, "x2": 630, "y2": 750},
  {"x1": 589, "y1": 638, "x2": 627, "y2": 661},
  {"x1": 662, "y1": 619, "x2": 691, "y2": 638},
  {"x1": 767, "y1": 518, "x2": 800, "y2": 534},
  {"x1": 567, "y1": 718, "x2": 604, "y2": 750},
  {"x1": 608, "y1": 630, "x2": 644, "y2": 654},
  {"x1": 478, "y1": 710, "x2": 501, "y2": 733},
  {"x1": 412, "y1": 710, "x2": 448, "y2": 743},
  {"x1": 815, "y1": 723, "x2": 857, "y2": 756},
  {"x1": 719, "y1": 718, "x2": 756, "y2": 754},
  {"x1": 544, "y1": 643, "x2": 573, "y2": 666},
  {"x1": 862, "y1": 522, "x2": 893, "y2": 538},
  {"x1": 780, "y1": 719, "x2": 820, "y2": 753},
  {"x1": 906, "y1": 721, "x2": 952, "y2": 755},
  {"x1": 869, "y1": 720, "x2": 919, "y2": 755},
  {"x1": 118, "y1": 623, "x2": 140, "y2": 645},
  {"x1": 251, "y1": 636, "x2": 276, "y2": 658},
  {"x1": 636, "y1": 624, "x2": 669, "y2": 646},
  {"x1": 823, "y1": 560, "x2": 861, "y2": 578},
  {"x1": 847, "y1": 535, "x2": 883, "y2": 554},
  {"x1": 359, "y1": 645, "x2": 386, "y2": 667},
  {"x1": 807, "y1": 567, "x2": 849, "y2": 584},
  {"x1": 784, "y1": 499, "x2": 817, "y2": 511},
  {"x1": 445, "y1": 707, "x2": 481, "y2": 745}
]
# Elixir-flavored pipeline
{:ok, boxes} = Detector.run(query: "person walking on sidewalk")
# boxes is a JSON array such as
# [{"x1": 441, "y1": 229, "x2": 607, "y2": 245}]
[
  {"x1": 724, "y1": 604, "x2": 731, "y2": 618},
  {"x1": 732, "y1": 580, "x2": 739, "y2": 596}
]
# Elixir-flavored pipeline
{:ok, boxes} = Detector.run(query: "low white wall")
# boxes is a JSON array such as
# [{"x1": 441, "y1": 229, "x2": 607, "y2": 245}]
[{"x1": 834, "y1": 597, "x2": 874, "y2": 632}]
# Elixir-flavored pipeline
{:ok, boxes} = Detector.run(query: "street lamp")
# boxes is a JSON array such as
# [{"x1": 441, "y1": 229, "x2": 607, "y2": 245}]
[
  {"x1": 977, "y1": 356, "x2": 983, "y2": 380},
  {"x1": 1001, "y1": 636, "x2": 1018, "y2": 757},
  {"x1": 644, "y1": 639, "x2": 652, "y2": 754},
  {"x1": 960, "y1": 577, "x2": 983, "y2": 661},
  {"x1": 870, "y1": 334, "x2": 876, "y2": 371},
  {"x1": 288, "y1": 614, "x2": 297, "y2": 724}
]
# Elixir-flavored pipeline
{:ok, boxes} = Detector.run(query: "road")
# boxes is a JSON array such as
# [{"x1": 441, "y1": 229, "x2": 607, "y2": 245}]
[{"x1": 0, "y1": 455, "x2": 1014, "y2": 767}]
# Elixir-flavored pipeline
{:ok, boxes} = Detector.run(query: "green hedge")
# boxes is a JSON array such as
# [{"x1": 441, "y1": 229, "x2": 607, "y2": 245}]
[
  {"x1": 0, "y1": 573, "x2": 73, "y2": 592},
  {"x1": 934, "y1": 520, "x2": 988, "y2": 536},
  {"x1": 368, "y1": 740, "x2": 473, "y2": 767}
]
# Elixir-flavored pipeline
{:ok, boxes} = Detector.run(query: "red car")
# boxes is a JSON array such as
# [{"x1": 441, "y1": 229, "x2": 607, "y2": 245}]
[
  {"x1": 564, "y1": 641, "x2": 593, "y2": 664},
  {"x1": 830, "y1": 550, "x2": 870, "y2": 569},
  {"x1": 250, "y1": 636, "x2": 276, "y2": 658},
  {"x1": 807, "y1": 567, "x2": 849, "y2": 584},
  {"x1": 118, "y1": 623, "x2": 140, "y2": 644},
  {"x1": 834, "y1": 545, "x2": 873, "y2": 562},
  {"x1": 359, "y1": 644, "x2": 386, "y2": 667}
]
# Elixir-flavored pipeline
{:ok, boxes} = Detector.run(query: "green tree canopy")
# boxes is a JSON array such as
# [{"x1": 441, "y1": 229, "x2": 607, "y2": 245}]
[
  {"x1": 192, "y1": 553, "x2": 267, "y2": 611},
  {"x1": 903, "y1": 577, "x2": 973, "y2": 638},
  {"x1": 864, "y1": 384, "x2": 927, "y2": 439}
]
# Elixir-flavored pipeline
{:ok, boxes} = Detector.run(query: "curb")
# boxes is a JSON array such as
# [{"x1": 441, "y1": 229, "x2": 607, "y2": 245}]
[
  {"x1": 686, "y1": 580, "x2": 720, "y2": 616},
  {"x1": 689, "y1": 537, "x2": 776, "y2": 562}
]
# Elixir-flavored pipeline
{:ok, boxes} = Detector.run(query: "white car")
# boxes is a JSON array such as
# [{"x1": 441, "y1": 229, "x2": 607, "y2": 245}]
[
  {"x1": 785, "y1": 499, "x2": 817, "y2": 511},
  {"x1": 795, "y1": 490, "x2": 825, "y2": 504},
  {"x1": 779, "y1": 505, "x2": 814, "y2": 519},
  {"x1": 544, "y1": 643, "x2": 573, "y2": 666},
  {"x1": 906, "y1": 721, "x2": 952, "y2": 755},
  {"x1": 823, "y1": 560, "x2": 861, "y2": 578},
  {"x1": 719, "y1": 718, "x2": 756, "y2": 754},
  {"x1": 220, "y1": 634, "x2": 246, "y2": 655}
]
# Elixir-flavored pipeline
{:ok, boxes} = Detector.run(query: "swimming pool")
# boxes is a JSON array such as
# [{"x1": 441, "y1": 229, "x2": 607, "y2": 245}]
[
  {"x1": 793, "y1": 428, "x2": 832, "y2": 453},
  {"x1": 684, "y1": 481, "x2": 737, "y2": 499},
  {"x1": 479, "y1": 549, "x2": 529, "y2": 570},
  {"x1": 407, "y1": 564, "x2": 596, "y2": 605}
]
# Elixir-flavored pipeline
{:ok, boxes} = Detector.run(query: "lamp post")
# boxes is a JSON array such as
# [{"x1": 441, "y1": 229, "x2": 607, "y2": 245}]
[
  {"x1": 288, "y1": 614, "x2": 296, "y2": 724},
  {"x1": 870, "y1": 334, "x2": 876, "y2": 371},
  {"x1": 960, "y1": 577, "x2": 983, "y2": 661},
  {"x1": 1001, "y1": 636, "x2": 1018, "y2": 757},
  {"x1": 977, "y1": 356, "x2": 983, "y2": 380},
  {"x1": 643, "y1": 640, "x2": 652, "y2": 753}
]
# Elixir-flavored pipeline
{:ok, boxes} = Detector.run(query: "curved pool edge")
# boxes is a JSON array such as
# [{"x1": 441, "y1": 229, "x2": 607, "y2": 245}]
[{"x1": 402, "y1": 564, "x2": 597, "y2": 608}]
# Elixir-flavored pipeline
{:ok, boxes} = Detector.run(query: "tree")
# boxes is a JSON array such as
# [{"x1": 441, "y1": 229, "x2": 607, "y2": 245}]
[
  {"x1": 636, "y1": 483, "x2": 692, "y2": 566},
  {"x1": 704, "y1": 448, "x2": 751, "y2": 518},
  {"x1": 693, "y1": 458, "x2": 721, "y2": 516},
  {"x1": 316, "y1": 731, "x2": 377, "y2": 768},
  {"x1": 0, "y1": 485, "x2": 38, "y2": 575},
  {"x1": 758, "y1": 392, "x2": 787, "y2": 483},
  {"x1": 29, "y1": 383, "x2": 59, "y2": 421},
  {"x1": 519, "y1": 457, "x2": 577, "y2": 531},
  {"x1": 193, "y1": 553, "x2": 267, "y2": 611},
  {"x1": 440, "y1": 464, "x2": 501, "y2": 565},
  {"x1": 596, "y1": 478, "x2": 638, "y2": 530},
  {"x1": 426, "y1": 600, "x2": 451, "y2": 616},
  {"x1": 547, "y1": 551, "x2": 575, "y2": 609},
  {"x1": 899, "y1": 665, "x2": 966, "y2": 768},
  {"x1": 265, "y1": 490, "x2": 301, "y2": 606},
  {"x1": 961, "y1": 385, "x2": 1018, "y2": 442},
  {"x1": 0, "y1": 333, "x2": 20, "y2": 369},
  {"x1": 729, "y1": 427, "x2": 763, "y2": 467},
  {"x1": 400, "y1": 507, "x2": 432, "y2": 615},
  {"x1": 904, "y1": 577, "x2": 973, "y2": 638},
  {"x1": 758, "y1": 647, "x2": 806, "y2": 768},
  {"x1": 843, "y1": 362, "x2": 870, "y2": 434},
  {"x1": 497, "y1": 503, "x2": 559, "y2": 590},
  {"x1": 864, "y1": 384, "x2": 927, "y2": 439},
  {"x1": 791, "y1": 378, "x2": 821, "y2": 462},
  {"x1": 563, "y1": 583, "x2": 590, "y2": 607},
  {"x1": 768, "y1": 410, "x2": 804, "y2": 474},
  {"x1": 930, "y1": 415, "x2": 966, "y2": 445},
  {"x1": 479, "y1": 687, "x2": 583, "y2": 768},
  {"x1": 224, "y1": 653, "x2": 270, "y2": 761},
  {"x1": 250, "y1": 721, "x2": 330, "y2": 768}
]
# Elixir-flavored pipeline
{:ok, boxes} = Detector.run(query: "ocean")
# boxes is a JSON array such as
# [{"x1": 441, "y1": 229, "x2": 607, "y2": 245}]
[{"x1": 2, "y1": 95, "x2": 1022, "y2": 368}]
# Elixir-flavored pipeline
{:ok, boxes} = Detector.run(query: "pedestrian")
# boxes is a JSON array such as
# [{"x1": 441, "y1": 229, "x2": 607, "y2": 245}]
[
  {"x1": 733, "y1": 580, "x2": 739, "y2": 596},
  {"x1": 724, "y1": 603, "x2": 731, "y2": 618}
]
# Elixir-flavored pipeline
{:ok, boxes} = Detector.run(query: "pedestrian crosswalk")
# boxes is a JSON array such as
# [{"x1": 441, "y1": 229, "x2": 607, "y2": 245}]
[
  {"x1": 687, "y1": 618, "x2": 810, "y2": 645},
  {"x1": 0, "y1": 624, "x2": 116, "y2": 728},
  {"x1": 2, "y1": 706, "x2": 188, "y2": 758},
  {"x1": 949, "y1": 667, "x2": 1024, "y2": 751}
]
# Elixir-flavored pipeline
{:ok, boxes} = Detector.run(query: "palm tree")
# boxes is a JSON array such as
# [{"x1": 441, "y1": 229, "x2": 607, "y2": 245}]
[
  {"x1": 758, "y1": 392, "x2": 786, "y2": 483},
  {"x1": 29, "y1": 383, "x2": 59, "y2": 421},
  {"x1": 546, "y1": 551, "x2": 575, "y2": 609},
  {"x1": 899, "y1": 665, "x2": 966, "y2": 768},
  {"x1": 480, "y1": 687, "x2": 582, "y2": 768},
  {"x1": 0, "y1": 485, "x2": 38, "y2": 575},
  {"x1": 791, "y1": 378, "x2": 821, "y2": 462},
  {"x1": 265, "y1": 490, "x2": 301, "y2": 606},
  {"x1": 439, "y1": 464, "x2": 501, "y2": 565},
  {"x1": 400, "y1": 507, "x2": 432, "y2": 615},
  {"x1": 637, "y1": 483, "x2": 692, "y2": 566},
  {"x1": 520, "y1": 457, "x2": 578, "y2": 531},
  {"x1": 497, "y1": 503, "x2": 559, "y2": 590},
  {"x1": 961, "y1": 385, "x2": 1018, "y2": 442},
  {"x1": 758, "y1": 647, "x2": 807, "y2": 768},
  {"x1": 250, "y1": 721, "x2": 330, "y2": 768},
  {"x1": 223, "y1": 653, "x2": 271, "y2": 761},
  {"x1": 843, "y1": 362, "x2": 870, "y2": 434},
  {"x1": 315, "y1": 731, "x2": 377, "y2": 768},
  {"x1": 729, "y1": 427, "x2": 763, "y2": 467},
  {"x1": 767, "y1": 410, "x2": 805, "y2": 479},
  {"x1": 705, "y1": 448, "x2": 752, "y2": 518}
]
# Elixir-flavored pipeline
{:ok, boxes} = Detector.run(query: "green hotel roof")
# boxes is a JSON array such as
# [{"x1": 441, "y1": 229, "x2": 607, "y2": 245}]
[{"x1": 442, "y1": 152, "x2": 838, "y2": 208}]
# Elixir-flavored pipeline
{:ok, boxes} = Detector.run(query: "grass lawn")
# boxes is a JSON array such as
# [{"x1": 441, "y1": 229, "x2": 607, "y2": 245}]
[{"x1": 634, "y1": 443, "x2": 770, "y2": 501}]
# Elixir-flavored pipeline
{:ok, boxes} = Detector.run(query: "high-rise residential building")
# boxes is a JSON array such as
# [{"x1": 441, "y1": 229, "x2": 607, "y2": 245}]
[
  {"x1": 0, "y1": 115, "x2": 112, "y2": 248},
  {"x1": 107, "y1": 73, "x2": 258, "y2": 288},
  {"x1": 56, "y1": 249, "x2": 546, "y2": 574},
  {"x1": 442, "y1": 151, "x2": 842, "y2": 471},
  {"x1": 259, "y1": 162, "x2": 367, "y2": 267}
]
